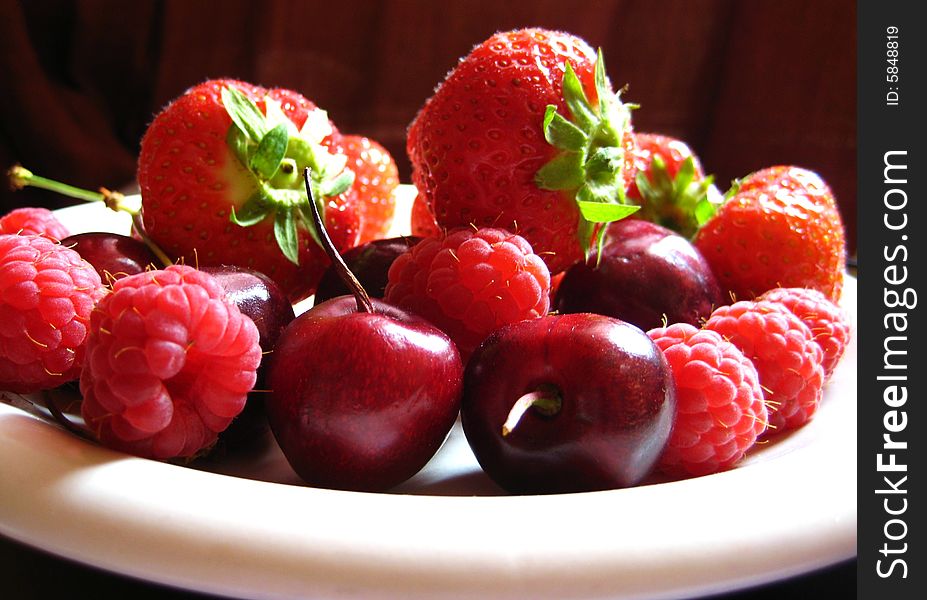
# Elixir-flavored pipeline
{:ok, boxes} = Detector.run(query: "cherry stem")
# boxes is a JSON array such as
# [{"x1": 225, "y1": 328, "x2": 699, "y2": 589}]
[
  {"x1": 8, "y1": 165, "x2": 173, "y2": 268},
  {"x1": 303, "y1": 167, "x2": 373, "y2": 313},
  {"x1": 129, "y1": 212, "x2": 173, "y2": 268},
  {"x1": 502, "y1": 386, "x2": 562, "y2": 437}
]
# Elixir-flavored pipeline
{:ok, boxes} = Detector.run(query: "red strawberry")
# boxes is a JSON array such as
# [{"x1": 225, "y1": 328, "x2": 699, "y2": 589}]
[
  {"x1": 694, "y1": 166, "x2": 846, "y2": 302},
  {"x1": 626, "y1": 132, "x2": 721, "y2": 238},
  {"x1": 0, "y1": 206, "x2": 70, "y2": 241},
  {"x1": 410, "y1": 191, "x2": 441, "y2": 238},
  {"x1": 407, "y1": 28, "x2": 640, "y2": 275},
  {"x1": 384, "y1": 226, "x2": 551, "y2": 359},
  {"x1": 340, "y1": 135, "x2": 399, "y2": 244},
  {"x1": 137, "y1": 79, "x2": 360, "y2": 303}
]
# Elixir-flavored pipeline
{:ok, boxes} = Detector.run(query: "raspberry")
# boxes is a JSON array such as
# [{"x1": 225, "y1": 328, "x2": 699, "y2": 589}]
[
  {"x1": 0, "y1": 207, "x2": 70, "y2": 241},
  {"x1": 648, "y1": 323, "x2": 767, "y2": 477},
  {"x1": 759, "y1": 287, "x2": 851, "y2": 378},
  {"x1": 79, "y1": 265, "x2": 262, "y2": 460},
  {"x1": 384, "y1": 227, "x2": 550, "y2": 359},
  {"x1": 704, "y1": 300, "x2": 825, "y2": 433},
  {"x1": 0, "y1": 234, "x2": 105, "y2": 392}
]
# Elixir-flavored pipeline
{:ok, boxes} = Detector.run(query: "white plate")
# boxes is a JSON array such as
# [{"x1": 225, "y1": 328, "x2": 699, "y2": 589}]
[{"x1": 0, "y1": 192, "x2": 856, "y2": 600}]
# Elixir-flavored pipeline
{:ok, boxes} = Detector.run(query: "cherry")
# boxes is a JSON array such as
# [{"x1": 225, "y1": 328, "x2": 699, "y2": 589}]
[
  {"x1": 264, "y1": 169, "x2": 462, "y2": 491},
  {"x1": 314, "y1": 235, "x2": 421, "y2": 305},
  {"x1": 202, "y1": 265, "x2": 296, "y2": 446},
  {"x1": 554, "y1": 219, "x2": 722, "y2": 331},
  {"x1": 461, "y1": 313, "x2": 676, "y2": 494},
  {"x1": 60, "y1": 232, "x2": 159, "y2": 283}
]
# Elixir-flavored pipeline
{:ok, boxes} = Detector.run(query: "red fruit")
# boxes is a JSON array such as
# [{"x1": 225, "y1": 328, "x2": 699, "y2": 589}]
[
  {"x1": 385, "y1": 226, "x2": 551, "y2": 359},
  {"x1": 340, "y1": 135, "x2": 399, "y2": 244},
  {"x1": 759, "y1": 286, "x2": 851, "y2": 379},
  {"x1": 461, "y1": 313, "x2": 676, "y2": 493},
  {"x1": 629, "y1": 133, "x2": 705, "y2": 187},
  {"x1": 266, "y1": 181, "x2": 462, "y2": 492},
  {"x1": 694, "y1": 166, "x2": 846, "y2": 302},
  {"x1": 407, "y1": 28, "x2": 640, "y2": 274},
  {"x1": 554, "y1": 219, "x2": 722, "y2": 332},
  {"x1": 79, "y1": 265, "x2": 262, "y2": 460},
  {"x1": 315, "y1": 236, "x2": 422, "y2": 304},
  {"x1": 410, "y1": 191, "x2": 441, "y2": 238},
  {"x1": 60, "y1": 232, "x2": 159, "y2": 284},
  {"x1": 0, "y1": 207, "x2": 70, "y2": 241},
  {"x1": 647, "y1": 323, "x2": 767, "y2": 477},
  {"x1": 626, "y1": 133, "x2": 721, "y2": 238},
  {"x1": 704, "y1": 300, "x2": 825, "y2": 434},
  {"x1": 137, "y1": 79, "x2": 361, "y2": 303},
  {"x1": 0, "y1": 234, "x2": 105, "y2": 393}
]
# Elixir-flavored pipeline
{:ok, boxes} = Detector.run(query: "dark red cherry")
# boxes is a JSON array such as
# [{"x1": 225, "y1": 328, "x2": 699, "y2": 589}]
[
  {"x1": 201, "y1": 265, "x2": 296, "y2": 447},
  {"x1": 554, "y1": 219, "x2": 723, "y2": 330},
  {"x1": 266, "y1": 296, "x2": 462, "y2": 491},
  {"x1": 314, "y1": 236, "x2": 421, "y2": 305},
  {"x1": 461, "y1": 313, "x2": 676, "y2": 494},
  {"x1": 263, "y1": 168, "x2": 462, "y2": 491},
  {"x1": 61, "y1": 232, "x2": 159, "y2": 283}
]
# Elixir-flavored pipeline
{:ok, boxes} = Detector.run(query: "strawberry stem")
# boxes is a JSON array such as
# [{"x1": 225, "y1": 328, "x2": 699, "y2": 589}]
[
  {"x1": 502, "y1": 385, "x2": 562, "y2": 436},
  {"x1": 303, "y1": 167, "x2": 373, "y2": 313}
]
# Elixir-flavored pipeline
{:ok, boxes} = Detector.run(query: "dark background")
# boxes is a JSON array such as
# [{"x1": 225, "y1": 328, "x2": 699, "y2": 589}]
[
  {"x1": 0, "y1": 0, "x2": 857, "y2": 253},
  {"x1": 1, "y1": 0, "x2": 857, "y2": 597}
]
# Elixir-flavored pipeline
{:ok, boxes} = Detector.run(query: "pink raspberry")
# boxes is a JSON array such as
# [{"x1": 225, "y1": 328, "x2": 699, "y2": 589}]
[
  {"x1": 704, "y1": 300, "x2": 825, "y2": 434},
  {"x1": 759, "y1": 287, "x2": 851, "y2": 378},
  {"x1": 648, "y1": 323, "x2": 767, "y2": 477},
  {"x1": 0, "y1": 207, "x2": 70, "y2": 241},
  {"x1": 79, "y1": 265, "x2": 262, "y2": 460},
  {"x1": 0, "y1": 234, "x2": 104, "y2": 393},
  {"x1": 384, "y1": 227, "x2": 550, "y2": 359}
]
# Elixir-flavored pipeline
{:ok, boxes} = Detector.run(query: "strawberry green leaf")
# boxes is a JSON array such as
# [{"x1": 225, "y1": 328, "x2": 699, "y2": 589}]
[
  {"x1": 230, "y1": 192, "x2": 272, "y2": 227},
  {"x1": 274, "y1": 209, "x2": 300, "y2": 265},
  {"x1": 536, "y1": 49, "x2": 636, "y2": 259},
  {"x1": 561, "y1": 62, "x2": 596, "y2": 132},
  {"x1": 724, "y1": 178, "x2": 742, "y2": 200},
  {"x1": 543, "y1": 106, "x2": 588, "y2": 152},
  {"x1": 535, "y1": 152, "x2": 585, "y2": 190},
  {"x1": 577, "y1": 200, "x2": 639, "y2": 222},
  {"x1": 221, "y1": 86, "x2": 268, "y2": 142},
  {"x1": 251, "y1": 123, "x2": 289, "y2": 180},
  {"x1": 634, "y1": 155, "x2": 723, "y2": 238},
  {"x1": 694, "y1": 194, "x2": 718, "y2": 225},
  {"x1": 594, "y1": 49, "x2": 610, "y2": 116},
  {"x1": 318, "y1": 169, "x2": 355, "y2": 198},
  {"x1": 226, "y1": 126, "x2": 252, "y2": 169}
]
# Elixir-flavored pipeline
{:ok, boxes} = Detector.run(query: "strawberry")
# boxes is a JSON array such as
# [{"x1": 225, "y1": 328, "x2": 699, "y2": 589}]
[
  {"x1": 407, "y1": 28, "x2": 640, "y2": 275},
  {"x1": 340, "y1": 135, "x2": 400, "y2": 244},
  {"x1": 693, "y1": 166, "x2": 846, "y2": 302},
  {"x1": 626, "y1": 132, "x2": 722, "y2": 238},
  {"x1": 137, "y1": 79, "x2": 360, "y2": 303},
  {"x1": 410, "y1": 191, "x2": 441, "y2": 238}
]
